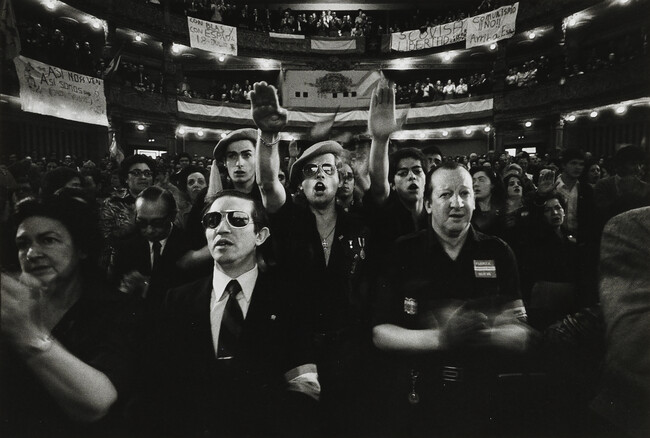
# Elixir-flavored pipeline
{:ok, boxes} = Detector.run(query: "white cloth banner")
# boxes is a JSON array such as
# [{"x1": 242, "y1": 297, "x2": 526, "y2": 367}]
[
  {"x1": 177, "y1": 98, "x2": 493, "y2": 127},
  {"x1": 269, "y1": 32, "x2": 305, "y2": 40},
  {"x1": 390, "y1": 19, "x2": 467, "y2": 52},
  {"x1": 466, "y1": 3, "x2": 519, "y2": 48},
  {"x1": 13, "y1": 56, "x2": 108, "y2": 126},
  {"x1": 187, "y1": 16, "x2": 237, "y2": 56}
]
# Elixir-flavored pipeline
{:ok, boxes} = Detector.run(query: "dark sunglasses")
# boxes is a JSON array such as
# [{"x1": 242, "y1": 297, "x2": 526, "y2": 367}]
[
  {"x1": 202, "y1": 210, "x2": 252, "y2": 229},
  {"x1": 302, "y1": 163, "x2": 336, "y2": 178},
  {"x1": 135, "y1": 217, "x2": 169, "y2": 228},
  {"x1": 128, "y1": 169, "x2": 153, "y2": 178}
]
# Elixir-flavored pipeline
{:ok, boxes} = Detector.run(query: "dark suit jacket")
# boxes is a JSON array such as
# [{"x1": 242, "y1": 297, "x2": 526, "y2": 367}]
[
  {"x1": 139, "y1": 270, "x2": 314, "y2": 437},
  {"x1": 112, "y1": 225, "x2": 189, "y2": 303}
]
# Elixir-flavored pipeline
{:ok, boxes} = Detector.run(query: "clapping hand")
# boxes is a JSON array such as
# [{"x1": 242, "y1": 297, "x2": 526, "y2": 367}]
[
  {"x1": 250, "y1": 81, "x2": 288, "y2": 133},
  {"x1": 440, "y1": 306, "x2": 489, "y2": 349},
  {"x1": 1, "y1": 273, "x2": 46, "y2": 346}
]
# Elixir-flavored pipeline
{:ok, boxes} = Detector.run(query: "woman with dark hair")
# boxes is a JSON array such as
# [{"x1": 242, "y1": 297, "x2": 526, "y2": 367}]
[
  {"x1": 1, "y1": 189, "x2": 135, "y2": 437},
  {"x1": 40, "y1": 167, "x2": 82, "y2": 197},
  {"x1": 173, "y1": 165, "x2": 208, "y2": 227},
  {"x1": 99, "y1": 155, "x2": 155, "y2": 269},
  {"x1": 470, "y1": 167, "x2": 505, "y2": 235}
]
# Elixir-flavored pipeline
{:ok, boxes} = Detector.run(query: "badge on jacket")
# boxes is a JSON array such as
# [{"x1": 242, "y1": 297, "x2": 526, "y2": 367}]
[
  {"x1": 404, "y1": 297, "x2": 418, "y2": 315},
  {"x1": 473, "y1": 260, "x2": 497, "y2": 278}
]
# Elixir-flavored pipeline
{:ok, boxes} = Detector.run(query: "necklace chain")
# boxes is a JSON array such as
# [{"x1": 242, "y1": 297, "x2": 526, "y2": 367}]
[{"x1": 320, "y1": 225, "x2": 336, "y2": 250}]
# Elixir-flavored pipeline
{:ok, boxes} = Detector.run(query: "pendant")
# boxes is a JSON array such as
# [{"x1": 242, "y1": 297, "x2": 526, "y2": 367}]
[{"x1": 408, "y1": 369, "x2": 420, "y2": 404}]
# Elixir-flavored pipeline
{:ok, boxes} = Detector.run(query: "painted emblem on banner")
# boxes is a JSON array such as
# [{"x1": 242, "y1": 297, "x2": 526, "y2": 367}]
[
  {"x1": 404, "y1": 297, "x2": 418, "y2": 315},
  {"x1": 310, "y1": 73, "x2": 353, "y2": 96}
]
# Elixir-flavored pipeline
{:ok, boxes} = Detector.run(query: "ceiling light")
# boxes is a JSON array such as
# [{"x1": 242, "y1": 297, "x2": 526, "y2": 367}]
[
  {"x1": 135, "y1": 34, "x2": 142, "y2": 42},
  {"x1": 418, "y1": 132, "x2": 426, "y2": 139},
  {"x1": 218, "y1": 54, "x2": 225, "y2": 62},
  {"x1": 615, "y1": 106, "x2": 627, "y2": 114},
  {"x1": 91, "y1": 19, "x2": 102, "y2": 30},
  {"x1": 484, "y1": 126, "x2": 491, "y2": 132},
  {"x1": 442, "y1": 130, "x2": 449, "y2": 137},
  {"x1": 197, "y1": 129, "x2": 204, "y2": 137},
  {"x1": 178, "y1": 128, "x2": 185, "y2": 135},
  {"x1": 489, "y1": 43, "x2": 497, "y2": 50},
  {"x1": 136, "y1": 124, "x2": 145, "y2": 131},
  {"x1": 525, "y1": 121, "x2": 532, "y2": 128},
  {"x1": 567, "y1": 115, "x2": 576, "y2": 122},
  {"x1": 568, "y1": 16, "x2": 577, "y2": 27},
  {"x1": 465, "y1": 128, "x2": 473, "y2": 135},
  {"x1": 171, "y1": 44, "x2": 181, "y2": 54},
  {"x1": 443, "y1": 52, "x2": 451, "y2": 61},
  {"x1": 528, "y1": 31, "x2": 536, "y2": 40},
  {"x1": 45, "y1": 0, "x2": 56, "y2": 10},
  {"x1": 590, "y1": 111, "x2": 598, "y2": 118},
  {"x1": 220, "y1": 132, "x2": 227, "y2": 138}
]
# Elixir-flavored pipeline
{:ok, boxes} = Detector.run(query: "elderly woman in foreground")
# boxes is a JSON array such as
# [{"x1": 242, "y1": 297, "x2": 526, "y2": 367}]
[{"x1": 1, "y1": 190, "x2": 135, "y2": 437}]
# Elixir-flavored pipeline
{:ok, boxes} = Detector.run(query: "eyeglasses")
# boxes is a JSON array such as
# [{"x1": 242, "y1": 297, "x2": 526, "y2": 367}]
[
  {"x1": 302, "y1": 163, "x2": 336, "y2": 178},
  {"x1": 135, "y1": 217, "x2": 169, "y2": 229},
  {"x1": 202, "y1": 210, "x2": 252, "y2": 229},
  {"x1": 128, "y1": 169, "x2": 153, "y2": 178}
]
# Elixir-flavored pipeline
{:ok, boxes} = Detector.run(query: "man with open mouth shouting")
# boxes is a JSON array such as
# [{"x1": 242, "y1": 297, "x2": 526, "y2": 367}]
[{"x1": 250, "y1": 81, "x2": 373, "y2": 437}]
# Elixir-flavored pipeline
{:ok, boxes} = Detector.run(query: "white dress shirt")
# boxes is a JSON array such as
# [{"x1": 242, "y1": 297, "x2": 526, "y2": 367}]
[
  {"x1": 556, "y1": 175, "x2": 579, "y2": 234},
  {"x1": 209, "y1": 265, "x2": 258, "y2": 356}
]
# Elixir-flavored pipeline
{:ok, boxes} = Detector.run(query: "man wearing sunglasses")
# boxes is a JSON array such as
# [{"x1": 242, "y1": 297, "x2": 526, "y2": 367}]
[
  {"x1": 250, "y1": 81, "x2": 373, "y2": 436},
  {"x1": 143, "y1": 190, "x2": 320, "y2": 437},
  {"x1": 111, "y1": 186, "x2": 188, "y2": 303}
]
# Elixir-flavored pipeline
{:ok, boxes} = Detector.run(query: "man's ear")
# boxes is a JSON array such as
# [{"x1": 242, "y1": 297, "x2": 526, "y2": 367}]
[
  {"x1": 255, "y1": 227, "x2": 270, "y2": 246},
  {"x1": 424, "y1": 199, "x2": 432, "y2": 214}
]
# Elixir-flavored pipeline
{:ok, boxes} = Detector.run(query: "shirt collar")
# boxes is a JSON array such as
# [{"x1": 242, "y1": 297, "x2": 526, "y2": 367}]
[
  {"x1": 212, "y1": 264, "x2": 258, "y2": 304},
  {"x1": 557, "y1": 175, "x2": 579, "y2": 191}
]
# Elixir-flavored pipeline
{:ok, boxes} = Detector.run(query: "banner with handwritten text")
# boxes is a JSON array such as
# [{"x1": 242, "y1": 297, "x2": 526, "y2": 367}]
[
  {"x1": 390, "y1": 19, "x2": 467, "y2": 52},
  {"x1": 13, "y1": 56, "x2": 108, "y2": 126},
  {"x1": 466, "y1": 3, "x2": 519, "y2": 48},
  {"x1": 187, "y1": 16, "x2": 237, "y2": 56}
]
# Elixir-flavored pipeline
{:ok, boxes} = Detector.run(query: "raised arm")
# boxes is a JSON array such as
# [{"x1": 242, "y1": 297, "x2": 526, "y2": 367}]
[
  {"x1": 250, "y1": 81, "x2": 288, "y2": 213},
  {"x1": 368, "y1": 80, "x2": 403, "y2": 204}
]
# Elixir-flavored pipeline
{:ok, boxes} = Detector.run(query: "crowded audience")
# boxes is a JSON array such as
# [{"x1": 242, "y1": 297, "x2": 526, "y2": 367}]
[{"x1": 1, "y1": 81, "x2": 648, "y2": 438}]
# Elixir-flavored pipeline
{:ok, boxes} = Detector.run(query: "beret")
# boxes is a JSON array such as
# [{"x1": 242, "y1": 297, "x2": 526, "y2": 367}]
[
  {"x1": 289, "y1": 140, "x2": 343, "y2": 188},
  {"x1": 213, "y1": 128, "x2": 258, "y2": 159}
]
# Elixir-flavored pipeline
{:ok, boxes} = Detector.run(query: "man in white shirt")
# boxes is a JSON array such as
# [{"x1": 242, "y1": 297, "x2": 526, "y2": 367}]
[{"x1": 145, "y1": 190, "x2": 319, "y2": 437}]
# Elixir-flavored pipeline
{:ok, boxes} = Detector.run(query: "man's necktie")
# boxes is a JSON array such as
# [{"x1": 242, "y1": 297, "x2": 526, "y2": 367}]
[
  {"x1": 217, "y1": 280, "x2": 244, "y2": 359},
  {"x1": 152, "y1": 240, "x2": 162, "y2": 270}
]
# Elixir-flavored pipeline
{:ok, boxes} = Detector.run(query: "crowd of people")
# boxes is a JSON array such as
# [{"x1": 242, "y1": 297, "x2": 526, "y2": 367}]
[
  {"x1": 505, "y1": 56, "x2": 551, "y2": 89},
  {"x1": 176, "y1": 77, "x2": 257, "y2": 102},
  {"x1": 394, "y1": 73, "x2": 493, "y2": 103},
  {"x1": 175, "y1": 0, "x2": 506, "y2": 36},
  {"x1": 19, "y1": 21, "x2": 100, "y2": 77},
  {"x1": 1, "y1": 80, "x2": 649, "y2": 438}
]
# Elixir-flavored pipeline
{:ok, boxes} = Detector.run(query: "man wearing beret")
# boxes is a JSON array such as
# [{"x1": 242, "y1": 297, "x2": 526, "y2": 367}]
[
  {"x1": 212, "y1": 128, "x2": 263, "y2": 200},
  {"x1": 250, "y1": 81, "x2": 373, "y2": 436}
]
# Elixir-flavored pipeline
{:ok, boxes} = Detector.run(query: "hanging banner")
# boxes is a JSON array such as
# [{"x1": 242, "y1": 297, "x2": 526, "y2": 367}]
[
  {"x1": 310, "y1": 37, "x2": 357, "y2": 53},
  {"x1": 388, "y1": 3, "x2": 519, "y2": 52},
  {"x1": 466, "y1": 3, "x2": 519, "y2": 48},
  {"x1": 390, "y1": 19, "x2": 467, "y2": 52},
  {"x1": 13, "y1": 55, "x2": 108, "y2": 126},
  {"x1": 187, "y1": 16, "x2": 237, "y2": 56},
  {"x1": 177, "y1": 97, "x2": 493, "y2": 127}
]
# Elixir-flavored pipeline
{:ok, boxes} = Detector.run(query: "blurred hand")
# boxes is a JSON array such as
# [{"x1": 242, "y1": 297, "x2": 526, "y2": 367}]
[
  {"x1": 118, "y1": 271, "x2": 149, "y2": 298},
  {"x1": 250, "y1": 81, "x2": 288, "y2": 133},
  {"x1": 440, "y1": 307, "x2": 489, "y2": 349},
  {"x1": 537, "y1": 169, "x2": 558, "y2": 195},
  {"x1": 368, "y1": 79, "x2": 404, "y2": 140},
  {"x1": 1, "y1": 273, "x2": 46, "y2": 345},
  {"x1": 288, "y1": 140, "x2": 300, "y2": 158}
]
